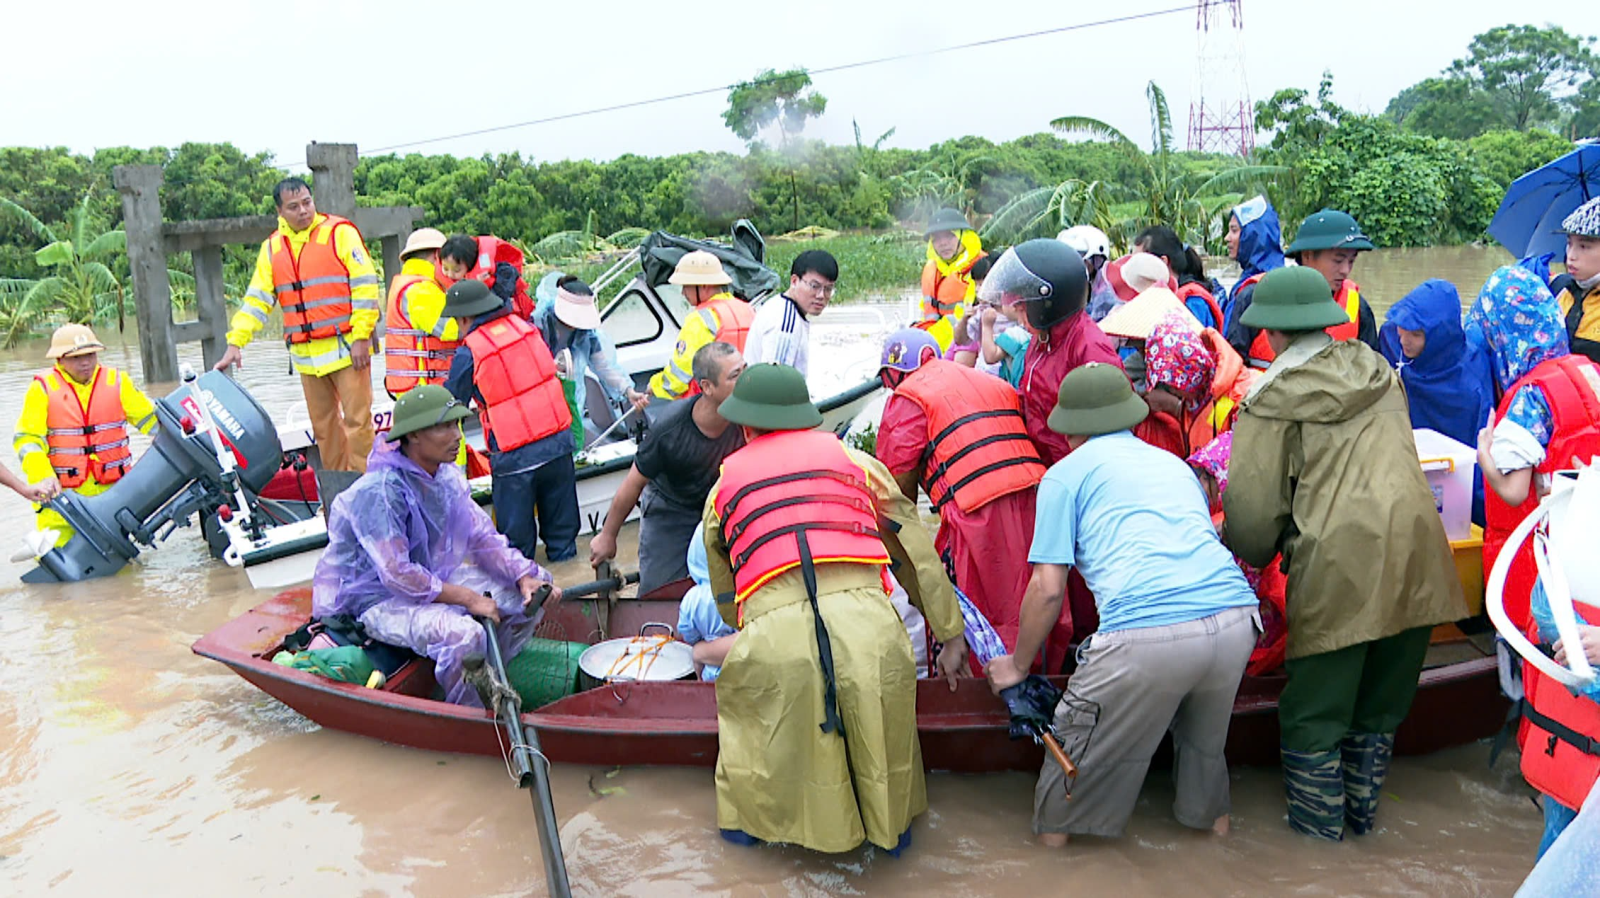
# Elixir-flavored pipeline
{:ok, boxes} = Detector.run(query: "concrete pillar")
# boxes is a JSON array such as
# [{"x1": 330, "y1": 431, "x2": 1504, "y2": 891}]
[
  {"x1": 306, "y1": 142, "x2": 358, "y2": 219},
  {"x1": 113, "y1": 164, "x2": 177, "y2": 384},
  {"x1": 190, "y1": 246, "x2": 229, "y2": 369}
]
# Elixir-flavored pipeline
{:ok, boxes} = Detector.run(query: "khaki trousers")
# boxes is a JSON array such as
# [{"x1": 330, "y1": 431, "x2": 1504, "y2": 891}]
[{"x1": 300, "y1": 364, "x2": 373, "y2": 472}]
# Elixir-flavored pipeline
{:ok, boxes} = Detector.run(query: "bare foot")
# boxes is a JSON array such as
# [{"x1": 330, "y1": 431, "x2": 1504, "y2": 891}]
[
  {"x1": 1212, "y1": 815, "x2": 1230, "y2": 836},
  {"x1": 1037, "y1": 832, "x2": 1069, "y2": 848}
]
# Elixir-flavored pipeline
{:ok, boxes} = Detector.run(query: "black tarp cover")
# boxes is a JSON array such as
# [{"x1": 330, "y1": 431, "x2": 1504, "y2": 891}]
[{"x1": 636, "y1": 219, "x2": 780, "y2": 300}]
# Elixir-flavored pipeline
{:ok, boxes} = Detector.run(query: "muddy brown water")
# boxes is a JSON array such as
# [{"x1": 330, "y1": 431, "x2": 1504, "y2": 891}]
[{"x1": 0, "y1": 248, "x2": 1549, "y2": 896}]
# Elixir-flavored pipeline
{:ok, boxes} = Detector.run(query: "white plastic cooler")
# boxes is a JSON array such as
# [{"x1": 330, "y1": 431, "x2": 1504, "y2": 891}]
[{"x1": 1413, "y1": 428, "x2": 1476, "y2": 541}]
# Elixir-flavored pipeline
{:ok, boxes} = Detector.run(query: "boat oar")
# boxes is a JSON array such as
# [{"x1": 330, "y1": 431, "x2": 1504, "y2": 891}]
[
  {"x1": 464, "y1": 610, "x2": 573, "y2": 898},
  {"x1": 585, "y1": 402, "x2": 641, "y2": 448}
]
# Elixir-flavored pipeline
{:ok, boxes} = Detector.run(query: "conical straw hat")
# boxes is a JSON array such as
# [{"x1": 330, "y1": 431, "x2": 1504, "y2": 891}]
[{"x1": 1098, "y1": 287, "x2": 1201, "y2": 339}]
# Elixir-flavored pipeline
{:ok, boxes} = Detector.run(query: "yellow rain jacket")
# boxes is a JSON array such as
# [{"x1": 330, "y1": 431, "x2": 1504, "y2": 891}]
[
  {"x1": 648, "y1": 292, "x2": 748, "y2": 400},
  {"x1": 14, "y1": 364, "x2": 157, "y2": 545},
  {"x1": 701, "y1": 445, "x2": 964, "y2": 853},
  {"x1": 227, "y1": 213, "x2": 381, "y2": 376}
]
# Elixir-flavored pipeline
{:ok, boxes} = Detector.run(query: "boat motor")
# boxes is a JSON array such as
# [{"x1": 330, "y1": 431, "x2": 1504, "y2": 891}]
[{"x1": 23, "y1": 366, "x2": 284, "y2": 584}]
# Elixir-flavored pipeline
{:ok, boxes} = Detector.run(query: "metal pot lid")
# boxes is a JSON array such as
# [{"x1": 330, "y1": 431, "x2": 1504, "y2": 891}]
[{"x1": 578, "y1": 623, "x2": 697, "y2": 682}]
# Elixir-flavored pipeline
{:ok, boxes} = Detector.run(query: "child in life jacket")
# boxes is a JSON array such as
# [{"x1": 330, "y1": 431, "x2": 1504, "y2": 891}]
[
  {"x1": 1526, "y1": 576, "x2": 1600, "y2": 857},
  {"x1": 1188, "y1": 432, "x2": 1287, "y2": 675}
]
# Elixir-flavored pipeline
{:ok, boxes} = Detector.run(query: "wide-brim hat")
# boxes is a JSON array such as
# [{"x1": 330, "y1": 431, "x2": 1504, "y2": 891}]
[
  {"x1": 1047, "y1": 362, "x2": 1148, "y2": 436},
  {"x1": 400, "y1": 227, "x2": 447, "y2": 259},
  {"x1": 1098, "y1": 287, "x2": 1201, "y2": 339},
  {"x1": 717, "y1": 363, "x2": 821, "y2": 431},
  {"x1": 553, "y1": 284, "x2": 603, "y2": 330},
  {"x1": 668, "y1": 250, "x2": 733, "y2": 286},
  {"x1": 46, "y1": 323, "x2": 105, "y2": 359},
  {"x1": 924, "y1": 207, "x2": 971, "y2": 235},
  {"x1": 1285, "y1": 209, "x2": 1374, "y2": 254},
  {"x1": 385, "y1": 385, "x2": 471, "y2": 441},
  {"x1": 1104, "y1": 252, "x2": 1175, "y2": 302},
  {"x1": 442, "y1": 279, "x2": 504, "y2": 318},
  {"x1": 1237, "y1": 266, "x2": 1349, "y2": 331}
]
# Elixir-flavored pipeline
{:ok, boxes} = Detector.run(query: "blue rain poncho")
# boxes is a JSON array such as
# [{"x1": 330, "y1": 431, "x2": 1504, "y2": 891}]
[
  {"x1": 1222, "y1": 196, "x2": 1286, "y2": 356},
  {"x1": 312, "y1": 441, "x2": 547, "y2": 706},
  {"x1": 1380, "y1": 280, "x2": 1489, "y2": 447}
]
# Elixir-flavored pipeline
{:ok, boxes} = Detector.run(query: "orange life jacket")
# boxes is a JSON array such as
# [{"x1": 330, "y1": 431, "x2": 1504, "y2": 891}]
[
  {"x1": 714, "y1": 430, "x2": 891, "y2": 609},
  {"x1": 1176, "y1": 281, "x2": 1225, "y2": 332},
  {"x1": 1518, "y1": 610, "x2": 1600, "y2": 811},
  {"x1": 384, "y1": 274, "x2": 460, "y2": 395},
  {"x1": 702, "y1": 296, "x2": 755, "y2": 351},
  {"x1": 463, "y1": 314, "x2": 572, "y2": 453},
  {"x1": 1248, "y1": 279, "x2": 1362, "y2": 369},
  {"x1": 467, "y1": 236, "x2": 533, "y2": 320},
  {"x1": 38, "y1": 366, "x2": 133, "y2": 489},
  {"x1": 892, "y1": 360, "x2": 1045, "y2": 513},
  {"x1": 270, "y1": 215, "x2": 357, "y2": 346},
  {"x1": 921, "y1": 258, "x2": 975, "y2": 319},
  {"x1": 1484, "y1": 355, "x2": 1600, "y2": 631}
]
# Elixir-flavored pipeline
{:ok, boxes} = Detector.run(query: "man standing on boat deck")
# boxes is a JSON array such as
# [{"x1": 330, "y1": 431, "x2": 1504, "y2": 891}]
[
  {"x1": 589, "y1": 342, "x2": 745, "y2": 595},
  {"x1": 213, "y1": 177, "x2": 380, "y2": 472},
  {"x1": 1222, "y1": 267, "x2": 1464, "y2": 841},
  {"x1": 702, "y1": 363, "x2": 968, "y2": 856},
  {"x1": 383, "y1": 228, "x2": 459, "y2": 399},
  {"x1": 648, "y1": 251, "x2": 754, "y2": 400},
  {"x1": 986, "y1": 362, "x2": 1258, "y2": 848},
  {"x1": 743, "y1": 250, "x2": 837, "y2": 376},
  {"x1": 312, "y1": 385, "x2": 561, "y2": 707},
  {"x1": 442, "y1": 279, "x2": 579, "y2": 563}
]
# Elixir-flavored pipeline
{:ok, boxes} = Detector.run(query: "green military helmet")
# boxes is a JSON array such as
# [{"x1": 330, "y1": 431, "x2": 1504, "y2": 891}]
[
  {"x1": 1284, "y1": 209, "x2": 1375, "y2": 255},
  {"x1": 716, "y1": 363, "x2": 822, "y2": 432},
  {"x1": 1047, "y1": 362, "x2": 1148, "y2": 437},
  {"x1": 1237, "y1": 266, "x2": 1347, "y2": 332},
  {"x1": 385, "y1": 384, "x2": 471, "y2": 441},
  {"x1": 441, "y1": 278, "x2": 504, "y2": 318},
  {"x1": 924, "y1": 207, "x2": 972, "y2": 235}
]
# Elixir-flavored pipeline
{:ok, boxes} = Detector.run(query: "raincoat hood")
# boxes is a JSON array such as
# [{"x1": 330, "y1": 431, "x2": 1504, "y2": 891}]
[
  {"x1": 1232, "y1": 197, "x2": 1285, "y2": 283},
  {"x1": 927, "y1": 229, "x2": 983, "y2": 273},
  {"x1": 1243, "y1": 336, "x2": 1395, "y2": 425},
  {"x1": 1379, "y1": 279, "x2": 1487, "y2": 445},
  {"x1": 1464, "y1": 264, "x2": 1568, "y2": 398}
]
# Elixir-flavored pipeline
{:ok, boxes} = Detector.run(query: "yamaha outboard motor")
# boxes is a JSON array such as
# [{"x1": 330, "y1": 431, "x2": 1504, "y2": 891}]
[{"x1": 24, "y1": 368, "x2": 283, "y2": 583}]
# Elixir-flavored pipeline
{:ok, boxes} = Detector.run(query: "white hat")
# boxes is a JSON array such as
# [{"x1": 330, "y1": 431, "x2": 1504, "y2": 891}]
[{"x1": 553, "y1": 283, "x2": 603, "y2": 331}]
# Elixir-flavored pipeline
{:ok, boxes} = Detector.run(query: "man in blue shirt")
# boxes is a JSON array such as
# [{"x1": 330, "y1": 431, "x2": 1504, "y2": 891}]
[{"x1": 987, "y1": 362, "x2": 1257, "y2": 848}]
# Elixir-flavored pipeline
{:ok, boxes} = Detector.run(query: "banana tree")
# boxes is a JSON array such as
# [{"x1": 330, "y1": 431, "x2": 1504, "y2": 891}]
[{"x1": 0, "y1": 192, "x2": 127, "y2": 346}]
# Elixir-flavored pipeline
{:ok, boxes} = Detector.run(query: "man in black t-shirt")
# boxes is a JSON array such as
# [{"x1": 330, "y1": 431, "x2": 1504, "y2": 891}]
[{"x1": 590, "y1": 342, "x2": 747, "y2": 594}]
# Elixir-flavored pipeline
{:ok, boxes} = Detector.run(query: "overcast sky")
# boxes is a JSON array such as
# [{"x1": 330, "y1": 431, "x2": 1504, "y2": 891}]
[{"x1": 2, "y1": 0, "x2": 1589, "y2": 169}]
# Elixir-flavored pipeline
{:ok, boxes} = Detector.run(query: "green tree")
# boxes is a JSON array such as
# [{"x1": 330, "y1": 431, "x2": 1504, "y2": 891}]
[
  {"x1": 0, "y1": 191, "x2": 127, "y2": 345},
  {"x1": 1451, "y1": 24, "x2": 1596, "y2": 132},
  {"x1": 722, "y1": 68, "x2": 829, "y2": 151},
  {"x1": 1465, "y1": 128, "x2": 1575, "y2": 189},
  {"x1": 1384, "y1": 77, "x2": 1499, "y2": 139}
]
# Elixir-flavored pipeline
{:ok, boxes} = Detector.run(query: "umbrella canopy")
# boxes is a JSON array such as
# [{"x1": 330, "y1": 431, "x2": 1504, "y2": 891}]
[{"x1": 1489, "y1": 144, "x2": 1600, "y2": 259}]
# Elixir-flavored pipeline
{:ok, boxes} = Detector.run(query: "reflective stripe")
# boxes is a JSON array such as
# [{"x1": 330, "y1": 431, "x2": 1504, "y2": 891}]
[
  {"x1": 274, "y1": 274, "x2": 351, "y2": 291},
  {"x1": 47, "y1": 421, "x2": 126, "y2": 436},
  {"x1": 286, "y1": 314, "x2": 352, "y2": 334},
  {"x1": 47, "y1": 437, "x2": 131, "y2": 455},
  {"x1": 352, "y1": 299, "x2": 378, "y2": 311},
  {"x1": 425, "y1": 315, "x2": 452, "y2": 339},
  {"x1": 286, "y1": 296, "x2": 353, "y2": 311},
  {"x1": 291, "y1": 345, "x2": 353, "y2": 371},
  {"x1": 244, "y1": 286, "x2": 275, "y2": 306},
  {"x1": 666, "y1": 356, "x2": 693, "y2": 385},
  {"x1": 239, "y1": 302, "x2": 272, "y2": 326},
  {"x1": 386, "y1": 348, "x2": 455, "y2": 360},
  {"x1": 15, "y1": 441, "x2": 45, "y2": 458},
  {"x1": 387, "y1": 327, "x2": 424, "y2": 337},
  {"x1": 133, "y1": 412, "x2": 156, "y2": 432},
  {"x1": 348, "y1": 274, "x2": 380, "y2": 288}
]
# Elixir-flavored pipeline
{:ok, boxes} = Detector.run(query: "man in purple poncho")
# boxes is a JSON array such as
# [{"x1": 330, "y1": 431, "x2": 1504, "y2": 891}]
[{"x1": 312, "y1": 385, "x2": 563, "y2": 706}]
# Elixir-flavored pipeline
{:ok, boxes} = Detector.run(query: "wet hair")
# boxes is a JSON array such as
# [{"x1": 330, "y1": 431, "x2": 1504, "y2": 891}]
[
  {"x1": 1135, "y1": 225, "x2": 1206, "y2": 283},
  {"x1": 273, "y1": 177, "x2": 311, "y2": 208},
  {"x1": 556, "y1": 274, "x2": 594, "y2": 296},
  {"x1": 693, "y1": 341, "x2": 740, "y2": 385},
  {"x1": 970, "y1": 248, "x2": 1006, "y2": 282},
  {"x1": 790, "y1": 250, "x2": 839, "y2": 282},
  {"x1": 440, "y1": 235, "x2": 478, "y2": 267}
]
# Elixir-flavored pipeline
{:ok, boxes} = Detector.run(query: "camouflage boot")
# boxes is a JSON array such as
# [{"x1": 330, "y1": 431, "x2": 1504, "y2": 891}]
[
  {"x1": 1340, "y1": 732, "x2": 1395, "y2": 836},
  {"x1": 1281, "y1": 747, "x2": 1345, "y2": 841}
]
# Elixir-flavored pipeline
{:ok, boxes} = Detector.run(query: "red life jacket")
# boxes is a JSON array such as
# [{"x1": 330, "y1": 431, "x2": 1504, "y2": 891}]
[
  {"x1": 893, "y1": 360, "x2": 1044, "y2": 513},
  {"x1": 1518, "y1": 608, "x2": 1600, "y2": 811},
  {"x1": 1175, "y1": 281, "x2": 1225, "y2": 332},
  {"x1": 383, "y1": 274, "x2": 459, "y2": 395},
  {"x1": 270, "y1": 215, "x2": 356, "y2": 346},
  {"x1": 463, "y1": 315, "x2": 572, "y2": 453},
  {"x1": 1248, "y1": 279, "x2": 1362, "y2": 369},
  {"x1": 713, "y1": 430, "x2": 891, "y2": 610},
  {"x1": 920, "y1": 258, "x2": 975, "y2": 319},
  {"x1": 38, "y1": 366, "x2": 132, "y2": 489},
  {"x1": 468, "y1": 236, "x2": 533, "y2": 319},
  {"x1": 701, "y1": 296, "x2": 755, "y2": 351},
  {"x1": 1484, "y1": 355, "x2": 1600, "y2": 631}
]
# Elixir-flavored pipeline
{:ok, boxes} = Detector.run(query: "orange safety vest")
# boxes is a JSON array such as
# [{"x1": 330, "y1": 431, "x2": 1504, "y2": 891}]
[
  {"x1": 714, "y1": 430, "x2": 892, "y2": 607},
  {"x1": 1518, "y1": 609, "x2": 1600, "y2": 811},
  {"x1": 892, "y1": 359, "x2": 1045, "y2": 513},
  {"x1": 1484, "y1": 355, "x2": 1600, "y2": 631},
  {"x1": 270, "y1": 215, "x2": 357, "y2": 346},
  {"x1": 1248, "y1": 279, "x2": 1362, "y2": 369},
  {"x1": 1176, "y1": 281, "x2": 1225, "y2": 332},
  {"x1": 38, "y1": 367, "x2": 133, "y2": 489},
  {"x1": 702, "y1": 296, "x2": 755, "y2": 351},
  {"x1": 467, "y1": 236, "x2": 534, "y2": 320},
  {"x1": 384, "y1": 274, "x2": 459, "y2": 395},
  {"x1": 463, "y1": 315, "x2": 572, "y2": 453},
  {"x1": 921, "y1": 258, "x2": 974, "y2": 319}
]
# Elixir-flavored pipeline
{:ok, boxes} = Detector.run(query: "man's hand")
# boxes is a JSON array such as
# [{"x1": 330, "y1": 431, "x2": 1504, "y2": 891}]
[
  {"x1": 463, "y1": 591, "x2": 500, "y2": 623},
  {"x1": 1554, "y1": 625, "x2": 1600, "y2": 667},
  {"x1": 985, "y1": 653, "x2": 1026, "y2": 695},
  {"x1": 935, "y1": 636, "x2": 970, "y2": 692},
  {"x1": 350, "y1": 339, "x2": 372, "y2": 371},
  {"x1": 214, "y1": 345, "x2": 243, "y2": 372},
  {"x1": 29, "y1": 476, "x2": 61, "y2": 503},
  {"x1": 518, "y1": 575, "x2": 562, "y2": 611},
  {"x1": 589, "y1": 530, "x2": 618, "y2": 566},
  {"x1": 625, "y1": 389, "x2": 649, "y2": 412}
]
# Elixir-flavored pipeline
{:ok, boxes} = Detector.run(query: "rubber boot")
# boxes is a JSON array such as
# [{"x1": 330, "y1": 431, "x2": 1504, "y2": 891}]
[
  {"x1": 1281, "y1": 747, "x2": 1345, "y2": 841},
  {"x1": 1340, "y1": 732, "x2": 1395, "y2": 836}
]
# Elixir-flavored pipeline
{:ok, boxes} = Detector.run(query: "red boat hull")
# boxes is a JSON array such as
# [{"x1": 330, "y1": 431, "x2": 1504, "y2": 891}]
[{"x1": 194, "y1": 589, "x2": 1508, "y2": 771}]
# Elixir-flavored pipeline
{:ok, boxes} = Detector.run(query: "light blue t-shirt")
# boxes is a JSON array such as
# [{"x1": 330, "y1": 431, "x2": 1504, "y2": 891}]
[
  {"x1": 1029, "y1": 431, "x2": 1255, "y2": 633},
  {"x1": 994, "y1": 328, "x2": 1030, "y2": 389},
  {"x1": 675, "y1": 522, "x2": 734, "y2": 680}
]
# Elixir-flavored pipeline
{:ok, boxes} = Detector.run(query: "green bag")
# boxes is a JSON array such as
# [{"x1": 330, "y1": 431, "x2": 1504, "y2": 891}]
[
  {"x1": 273, "y1": 645, "x2": 378, "y2": 686},
  {"x1": 561, "y1": 378, "x2": 585, "y2": 450},
  {"x1": 505, "y1": 638, "x2": 588, "y2": 708}
]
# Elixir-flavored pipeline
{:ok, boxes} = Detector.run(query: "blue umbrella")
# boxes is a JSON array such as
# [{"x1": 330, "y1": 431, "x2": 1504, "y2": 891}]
[{"x1": 1489, "y1": 144, "x2": 1600, "y2": 259}]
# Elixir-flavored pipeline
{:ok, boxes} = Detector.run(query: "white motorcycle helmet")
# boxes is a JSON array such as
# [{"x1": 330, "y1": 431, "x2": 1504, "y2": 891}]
[{"x1": 1057, "y1": 225, "x2": 1111, "y2": 262}]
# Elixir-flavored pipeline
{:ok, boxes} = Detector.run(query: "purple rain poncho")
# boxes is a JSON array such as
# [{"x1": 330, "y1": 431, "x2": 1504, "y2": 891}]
[{"x1": 312, "y1": 441, "x2": 548, "y2": 706}]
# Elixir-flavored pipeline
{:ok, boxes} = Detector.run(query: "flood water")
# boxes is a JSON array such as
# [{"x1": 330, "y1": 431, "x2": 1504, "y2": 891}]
[{"x1": 0, "y1": 246, "x2": 1551, "y2": 896}]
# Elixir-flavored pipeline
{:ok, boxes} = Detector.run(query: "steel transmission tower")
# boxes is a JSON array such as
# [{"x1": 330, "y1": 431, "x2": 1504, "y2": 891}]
[{"x1": 1187, "y1": 0, "x2": 1254, "y2": 156}]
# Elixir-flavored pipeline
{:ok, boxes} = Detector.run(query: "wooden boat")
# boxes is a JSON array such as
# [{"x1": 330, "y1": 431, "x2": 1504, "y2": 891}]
[{"x1": 193, "y1": 585, "x2": 1508, "y2": 772}]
